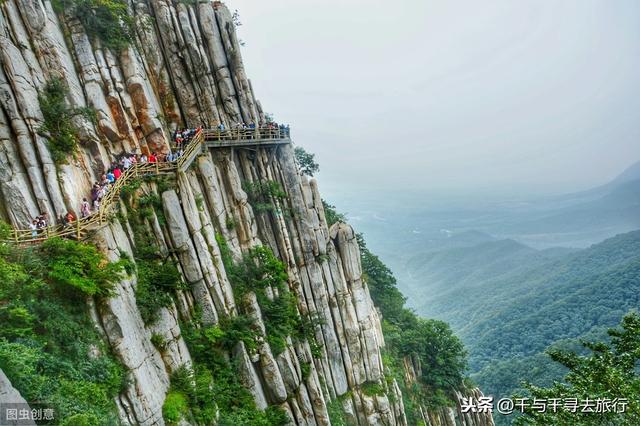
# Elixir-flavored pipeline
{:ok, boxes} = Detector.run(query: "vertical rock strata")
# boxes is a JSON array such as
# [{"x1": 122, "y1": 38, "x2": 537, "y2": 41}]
[{"x1": 0, "y1": 1, "x2": 493, "y2": 425}]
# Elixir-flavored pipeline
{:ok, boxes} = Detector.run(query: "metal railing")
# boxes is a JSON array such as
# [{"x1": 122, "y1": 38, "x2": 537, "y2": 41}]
[
  {"x1": 7, "y1": 127, "x2": 291, "y2": 244},
  {"x1": 176, "y1": 130, "x2": 205, "y2": 172},
  {"x1": 202, "y1": 127, "x2": 290, "y2": 142},
  {"x1": 9, "y1": 155, "x2": 178, "y2": 244}
]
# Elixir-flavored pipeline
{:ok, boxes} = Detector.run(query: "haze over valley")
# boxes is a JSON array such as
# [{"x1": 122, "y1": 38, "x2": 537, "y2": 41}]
[{"x1": 326, "y1": 160, "x2": 640, "y2": 423}]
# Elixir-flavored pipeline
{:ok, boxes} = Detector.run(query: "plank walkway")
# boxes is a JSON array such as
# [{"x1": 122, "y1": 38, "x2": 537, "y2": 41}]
[{"x1": 8, "y1": 128, "x2": 291, "y2": 243}]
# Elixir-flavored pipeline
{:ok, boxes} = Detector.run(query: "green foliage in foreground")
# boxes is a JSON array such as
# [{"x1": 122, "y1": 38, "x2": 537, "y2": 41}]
[
  {"x1": 38, "y1": 78, "x2": 95, "y2": 164},
  {"x1": 515, "y1": 312, "x2": 640, "y2": 425},
  {"x1": 0, "y1": 235, "x2": 129, "y2": 422},
  {"x1": 53, "y1": 0, "x2": 135, "y2": 51}
]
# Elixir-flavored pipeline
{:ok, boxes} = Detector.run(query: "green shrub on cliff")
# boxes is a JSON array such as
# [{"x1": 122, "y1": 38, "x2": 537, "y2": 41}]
[
  {"x1": 135, "y1": 259, "x2": 185, "y2": 324},
  {"x1": 322, "y1": 200, "x2": 346, "y2": 226},
  {"x1": 38, "y1": 78, "x2": 95, "y2": 163},
  {"x1": 357, "y1": 234, "x2": 406, "y2": 323},
  {"x1": 162, "y1": 391, "x2": 189, "y2": 424},
  {"x1": 0, "y1": 232, "x2": 127, "y2": 422},
  {"x1": 39, "y1": 237, "x2": 130, "y2": 297},
  {"x1": 53, "y1": 0, "x2": 135, "y2": 51},
  {"x1": 226, "y1": 245, "x2": 321, "y2": 356},
  {"x1": 243, "y1": 180, "x2": 288, "y2": 214},
  {"x1": 178, "y1": 315, "x2": 289, "y2": 425}
]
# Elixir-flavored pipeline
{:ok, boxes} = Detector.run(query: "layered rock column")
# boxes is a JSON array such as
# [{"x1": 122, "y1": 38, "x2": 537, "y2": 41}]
[{"x1": 0, "y1": 0, "x2": 263, "y2": 226}]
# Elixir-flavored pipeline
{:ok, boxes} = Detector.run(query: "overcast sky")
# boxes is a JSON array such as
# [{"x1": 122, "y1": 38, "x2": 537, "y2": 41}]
[{"x1": 230, "y1": 0, "x2": 640, "y2": 196}]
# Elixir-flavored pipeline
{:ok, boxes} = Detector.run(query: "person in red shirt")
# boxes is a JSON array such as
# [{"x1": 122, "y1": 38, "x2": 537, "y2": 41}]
[
  {"x1": 149, "y1": 152, "x2": 157, "y2": 163},
  {"x1": 113, "y1": 167, "x2": 122, "y2": 180}
]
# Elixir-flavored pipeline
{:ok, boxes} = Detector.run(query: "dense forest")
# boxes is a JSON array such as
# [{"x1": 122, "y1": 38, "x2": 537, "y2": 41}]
[
  {"x1": 402, "y1": 228, "x2": 640, "y2": 424},
  {"x1": 514, "y1": 312, "x2": 640, "y2": 425}
]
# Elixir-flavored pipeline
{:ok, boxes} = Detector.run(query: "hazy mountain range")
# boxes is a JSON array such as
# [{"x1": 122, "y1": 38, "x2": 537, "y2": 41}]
[{"x1": 330, "y1": 160, "x2": 640, "y2": 424}]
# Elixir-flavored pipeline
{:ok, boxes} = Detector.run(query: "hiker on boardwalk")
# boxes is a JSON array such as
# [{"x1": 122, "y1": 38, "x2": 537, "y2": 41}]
[{"x1": 80, "y1": 198, "x2": 91, "y2": 218}]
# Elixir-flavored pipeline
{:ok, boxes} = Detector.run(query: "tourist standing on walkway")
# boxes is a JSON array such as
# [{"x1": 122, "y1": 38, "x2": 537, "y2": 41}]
[{"x1": 80, "y1": 198, "x2": 90, "y2": 218}]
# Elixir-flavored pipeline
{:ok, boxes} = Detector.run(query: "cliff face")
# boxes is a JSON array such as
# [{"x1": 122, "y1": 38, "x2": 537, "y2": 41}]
[{"x1": 0, "y1": 1, "x2": 493, "y2": 425}]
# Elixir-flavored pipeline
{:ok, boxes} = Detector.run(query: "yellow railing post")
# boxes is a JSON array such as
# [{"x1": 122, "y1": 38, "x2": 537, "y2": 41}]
[{"x1": 76, "y1": 216, "x2": 81, "y2": 240}]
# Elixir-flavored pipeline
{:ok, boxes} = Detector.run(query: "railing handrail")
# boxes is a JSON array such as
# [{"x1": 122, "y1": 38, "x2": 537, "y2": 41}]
[
  {"x1": 176, "y1": 130, "x2": 205, "y2": 171},
  {"x1": 9, "y1": 158, "x2": 178, "y2": 243},
  {"x1": 7, "y1": 127, "x2": 291, "y2": 244},
  {"x1": 201, "y1": 127, "x2": 290, "y2": 142}
]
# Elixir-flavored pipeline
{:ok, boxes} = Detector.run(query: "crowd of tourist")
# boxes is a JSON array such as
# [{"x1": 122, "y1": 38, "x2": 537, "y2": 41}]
[
  {"x1": 26, "y1": 122, "x2": 290, "y2": 239},
  {"x1": 173, "y1": 127, "x2": 201, "y2": 149},
  {"x1": 216, "y1": 121, "x2": 290, "y2": 136},
  {"x1": 29, "y1": 212, "x2": 49, "y2": 237},
  {"x1": 29, "y1": 210, "x2": 78, "y2": 238}
]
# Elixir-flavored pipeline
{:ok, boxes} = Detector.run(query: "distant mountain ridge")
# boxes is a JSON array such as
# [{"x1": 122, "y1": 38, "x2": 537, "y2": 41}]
[
  {"x1": 405, "y1": 229, "x2": 640, "y2": 420},
  {"x1": 403, "y1": 235, "x2": 575, "y2": 309},
  {"x1": 609, "y1": 160, "x2": 640, "y2": 185}
]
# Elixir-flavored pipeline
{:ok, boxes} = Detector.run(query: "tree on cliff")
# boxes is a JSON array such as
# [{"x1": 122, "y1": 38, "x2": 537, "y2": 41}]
[
  {"x1": 38, "y1": 78, "x2": 96, "y2": 164},
  {"x1": 294, "y1": 146, "x2": 320, "y2": 177},
  {"x1": 515, "y1": 312, "x2": 640, "y2": 425},
  {"x1": 53, "y1": 0, "x2": 135, "y2": 51}
]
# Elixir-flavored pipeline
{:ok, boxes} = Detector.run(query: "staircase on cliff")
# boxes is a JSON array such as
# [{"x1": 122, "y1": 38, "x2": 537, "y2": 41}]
[{"x1": 7, "y1": 128, "x2": 291, "y2": 243}]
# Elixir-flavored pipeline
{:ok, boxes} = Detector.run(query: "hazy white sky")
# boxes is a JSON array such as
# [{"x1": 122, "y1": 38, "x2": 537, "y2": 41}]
[{"x1": 230, "y1": 0, "x2": 640, "y2": 195}]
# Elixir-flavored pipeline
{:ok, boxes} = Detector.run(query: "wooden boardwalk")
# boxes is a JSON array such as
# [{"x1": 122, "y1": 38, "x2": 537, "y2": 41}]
[{"x1": 8, "y1": 128, "x2": 291, "y2": 244}]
